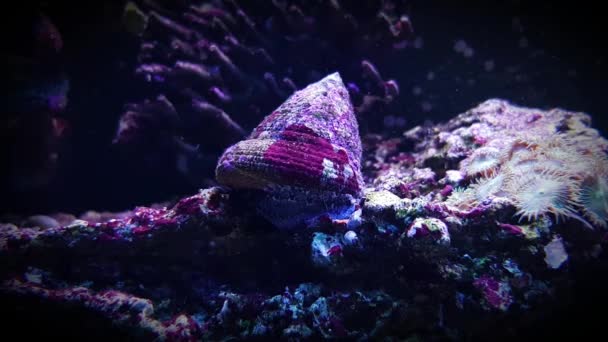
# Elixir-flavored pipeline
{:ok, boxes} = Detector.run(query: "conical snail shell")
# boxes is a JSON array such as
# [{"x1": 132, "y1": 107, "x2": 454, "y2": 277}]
[
  {"x1": 216, "y1": 72, "x2": 363, "y2": 228},
  {"x1": 216, "y1": 72, "x2": 362, "y2": 196}
]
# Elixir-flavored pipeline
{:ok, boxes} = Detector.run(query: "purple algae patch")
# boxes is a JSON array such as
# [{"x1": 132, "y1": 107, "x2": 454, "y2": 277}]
[
  {"x1": 173, "y1": 195, "x2": 205, "y2": 216},
  {"x1": 473, "y1": 275, "x2": 513, "y2": 311},
  {"x1": 261, "y1": 124, "x2": 359, "y2": 194}
]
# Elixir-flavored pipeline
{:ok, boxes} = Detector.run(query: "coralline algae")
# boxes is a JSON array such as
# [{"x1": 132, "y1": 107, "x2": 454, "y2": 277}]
[{"x1": 216, "y1": 72, "x2": 363, "y2": 229}]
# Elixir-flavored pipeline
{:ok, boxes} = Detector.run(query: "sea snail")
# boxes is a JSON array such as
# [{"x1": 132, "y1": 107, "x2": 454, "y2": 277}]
[{"x1": 216, "y1": 72, "x2": 363, "y2": 228}]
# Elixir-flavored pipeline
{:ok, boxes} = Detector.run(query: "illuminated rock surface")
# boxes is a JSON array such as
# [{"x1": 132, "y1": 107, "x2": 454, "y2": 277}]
[{"x1": 2, "y1": 99, "x2": 607, "y2": 340}]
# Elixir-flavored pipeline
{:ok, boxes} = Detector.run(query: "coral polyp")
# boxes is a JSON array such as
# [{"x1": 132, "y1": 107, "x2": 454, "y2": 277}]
[
  {"x1": 578, "y1": 167, "x2": 608, "y2": 227},
  {"x1": 405, "y1": 99, "x2": 608, "y2": 229},
  {"x1": 460, "y1": 146, "x2": 501, "y2": 177},
  {"x1": 507, "y1": 171, "x2": 580, "y2": 223},
  {"x1": 470, "y1": 173, "x2": 507, "y2": 202},
  {"x1": 444, "y1": 186, "x2": 477, "y2": 211}
]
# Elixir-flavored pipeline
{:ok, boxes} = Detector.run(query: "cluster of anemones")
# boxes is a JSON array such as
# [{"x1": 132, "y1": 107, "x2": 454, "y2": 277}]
[{"x1": 448, "y1": 133, "x2": 608, "y2": 228}]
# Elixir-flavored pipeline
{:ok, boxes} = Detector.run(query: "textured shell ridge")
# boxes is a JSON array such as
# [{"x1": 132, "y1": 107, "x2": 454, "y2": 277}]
[{"x1": 215, "y1": 72, "x2": 363, "y2": 228}]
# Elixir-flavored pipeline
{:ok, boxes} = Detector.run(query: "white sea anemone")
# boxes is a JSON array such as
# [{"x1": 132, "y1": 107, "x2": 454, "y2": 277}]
[
  {"x1": 500, "y1": 136, "x2": 539, "y2": 165},
  {"x1": 460, "y1": 146, "x2": 502, "y2": 177},
  {"x1": 470, "y1": 173, "x2": 507, "y2": 202},
  {"x1": 578, "y1": 169, "x2": 608, "y2": 228},
  {"x1": 445, "y1": 186, "x2": 477, "y2": 210},
  {"x1": 506, "y1": 170, "x2": 580, "y2": 223}
]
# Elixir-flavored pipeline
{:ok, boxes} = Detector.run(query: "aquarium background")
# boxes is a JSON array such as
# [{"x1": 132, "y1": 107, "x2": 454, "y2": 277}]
[
  {"x1": 4, "y1": 0, "x2": 606, "y2": 215},
  {"x1": 2, "y1": 0, "x2": 607, "y2": 340}
]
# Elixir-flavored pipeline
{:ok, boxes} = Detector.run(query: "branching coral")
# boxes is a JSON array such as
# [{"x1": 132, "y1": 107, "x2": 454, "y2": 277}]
[{"x1": 114, "y1": 0, "x2": 413, "y2": 185}]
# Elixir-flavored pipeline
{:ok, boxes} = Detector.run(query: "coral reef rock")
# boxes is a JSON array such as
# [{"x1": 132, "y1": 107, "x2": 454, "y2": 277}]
[{"x1": 2, "y1": 99, "x2": 608, "y2": 340}]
